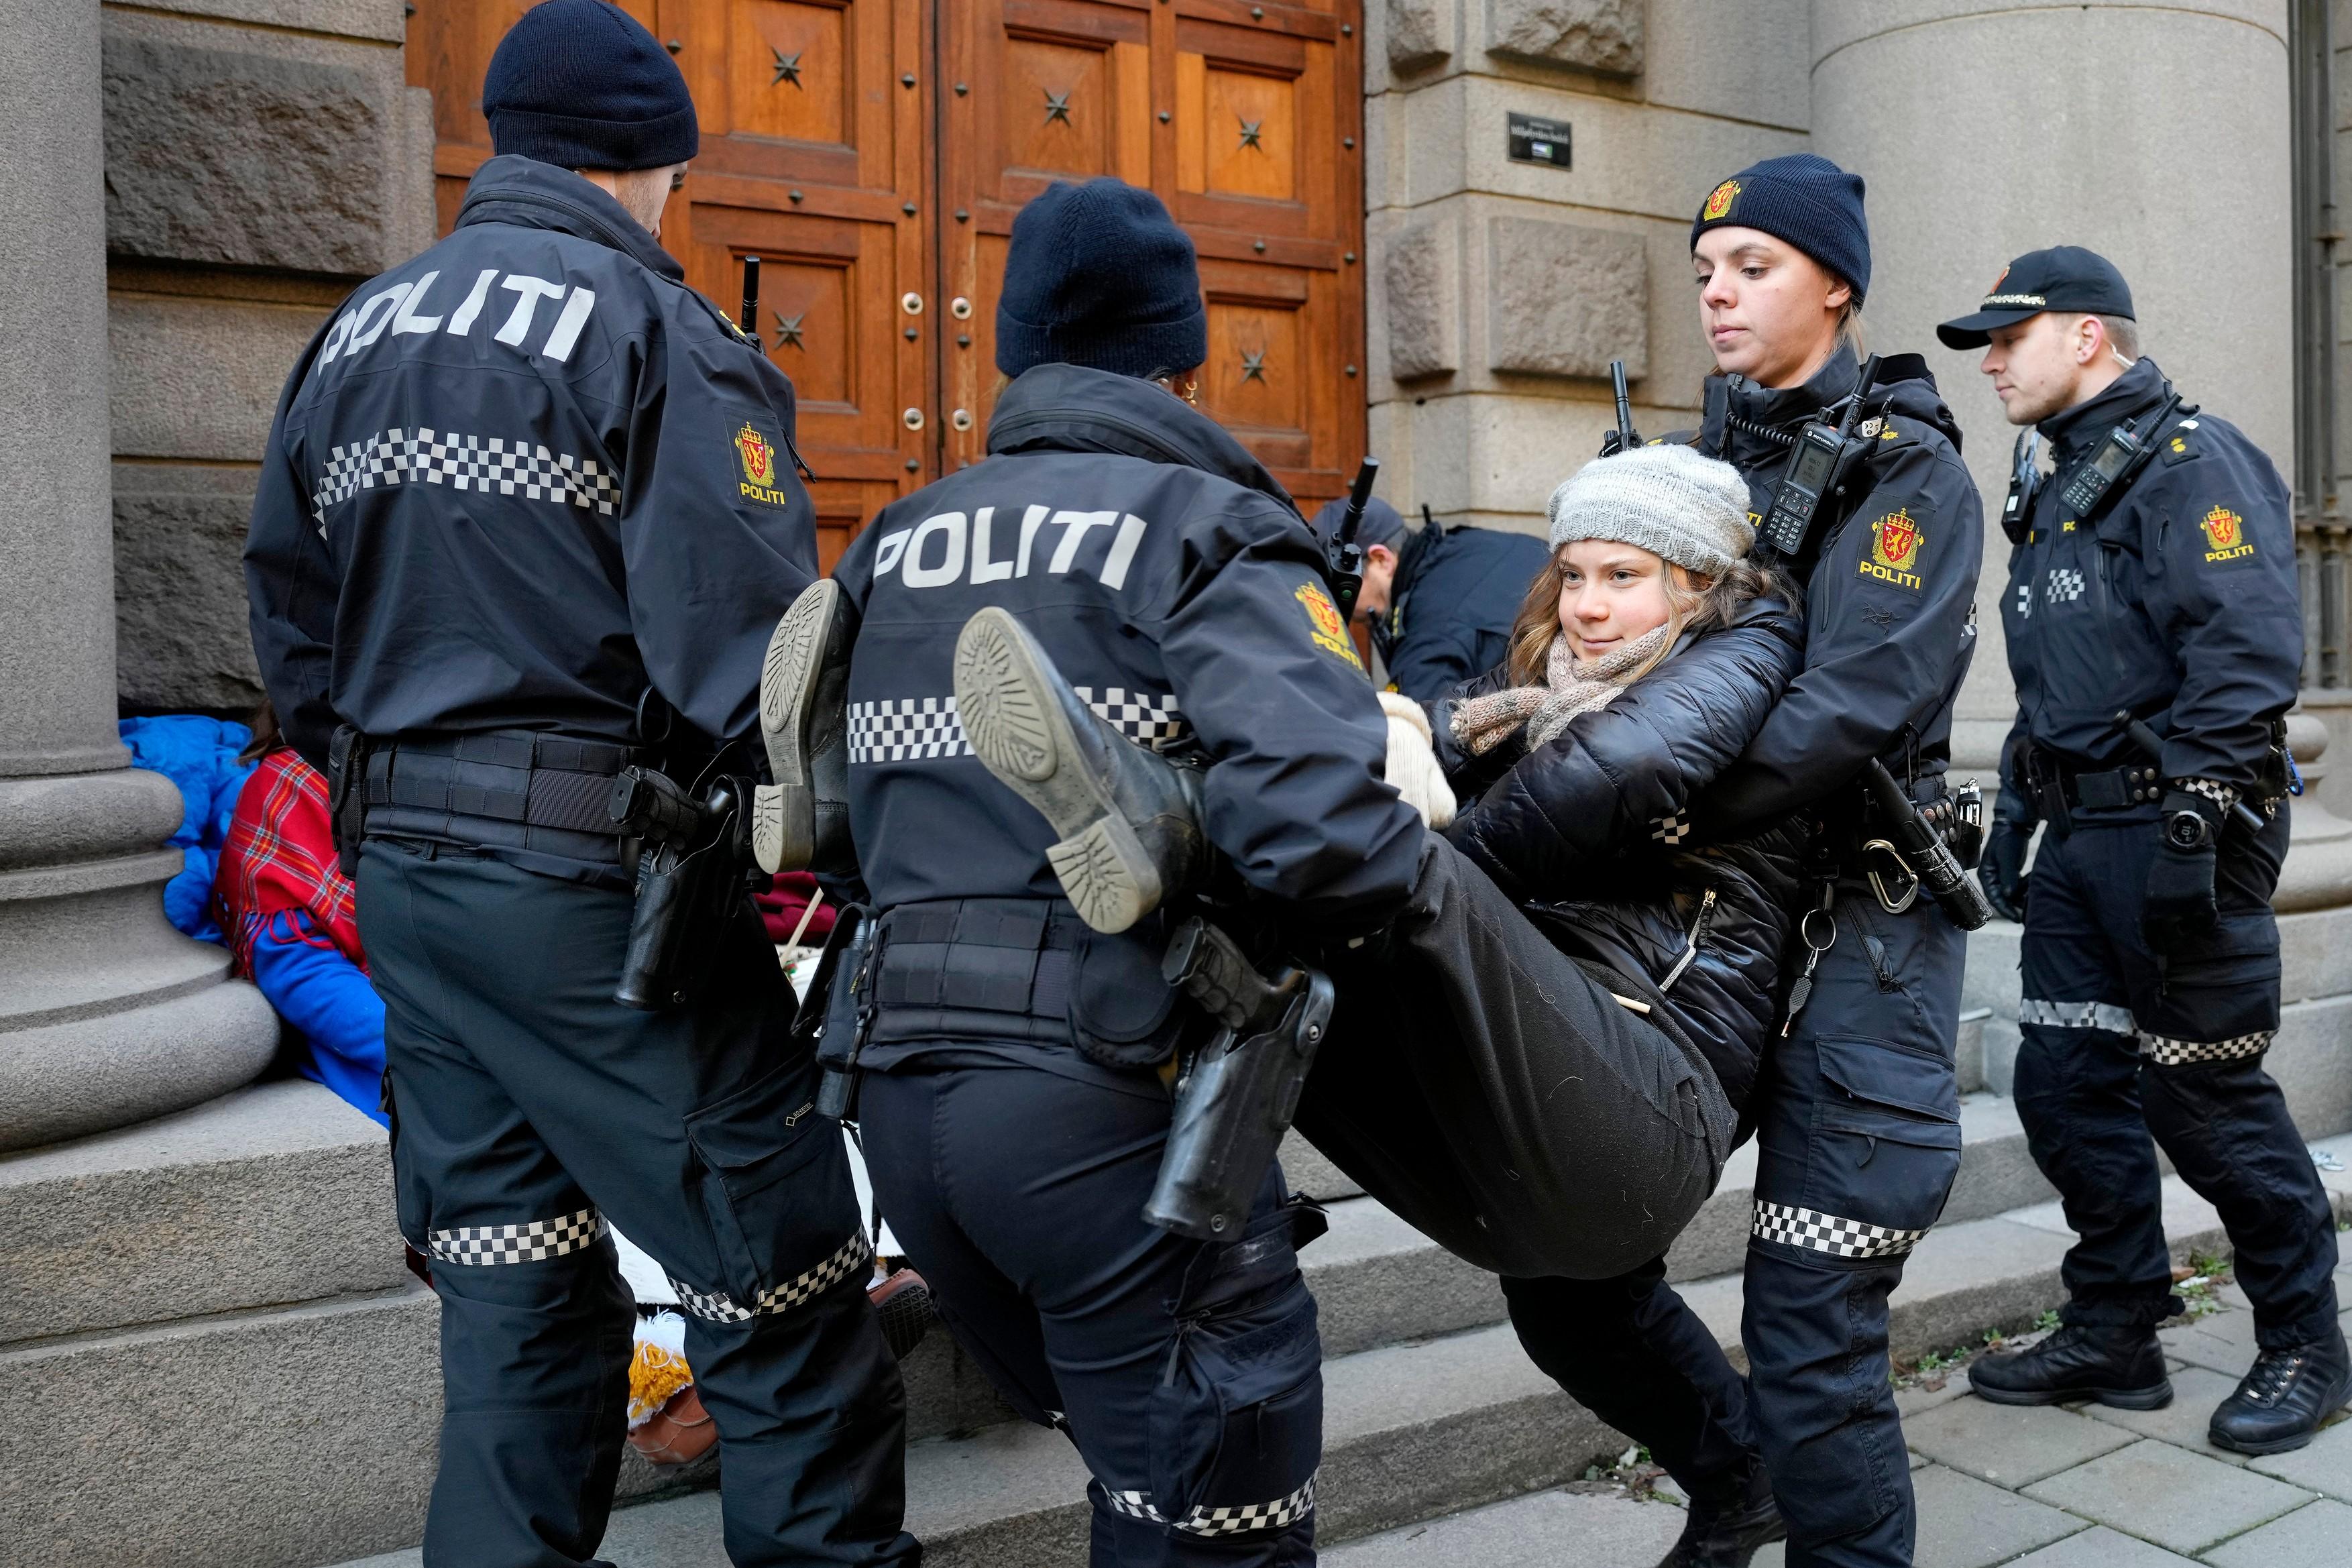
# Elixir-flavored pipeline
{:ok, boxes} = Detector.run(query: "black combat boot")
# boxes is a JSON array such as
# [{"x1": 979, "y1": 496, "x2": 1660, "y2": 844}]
[
  {"x1": 1658, "y1": 1462, "x2": 1785, "y2": 1568},
  {"x1": 753, "y1": 578, "x2": 856, "y2": 875},
  {"x1": 2209, "y1": 1328, "x2": 2352, "y2": 1455},
  {"x1": 952, "y1": 606, "x2": 1207, "y2": 934},
  {"x1": 1968, "y1": 1323, "x2": 2172, "y2": 1409}
]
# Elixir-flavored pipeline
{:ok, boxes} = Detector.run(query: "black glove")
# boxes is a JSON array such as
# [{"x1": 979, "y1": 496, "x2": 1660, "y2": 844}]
[
  {"x1": 1978, "y1": 811, "x2": 2033, "y2": 923},
  {"x1": 2142, "y1": 788, "x2": 2226, "y2": 956}
]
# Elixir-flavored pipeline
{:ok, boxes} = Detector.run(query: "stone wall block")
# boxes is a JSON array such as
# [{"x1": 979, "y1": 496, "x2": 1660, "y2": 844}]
[
  {"x1": 1386, "y1": 217, "x2": 1461, "y2": 380},
  {"x1": 1389, "y1": 0, "x2": 1455, "y2": 70},
  {"x1": 114, "y1": 486, "x2": 265, "y2": 712},
  {"x1": 103, "y1": 36, "x2": 391, "y2": 276},
  {"x1": 1483, "y1": 0, "x2": 1642, "y2": 76},
  {"x1": 1484, "y1": 215, "x2": 1646, "y2": 380}
]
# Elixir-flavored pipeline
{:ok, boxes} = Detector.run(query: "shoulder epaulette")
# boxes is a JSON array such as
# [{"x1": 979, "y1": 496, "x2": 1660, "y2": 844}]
[{"x1": 2159, "y1": 415, "x2": 2202, "y2": 466}]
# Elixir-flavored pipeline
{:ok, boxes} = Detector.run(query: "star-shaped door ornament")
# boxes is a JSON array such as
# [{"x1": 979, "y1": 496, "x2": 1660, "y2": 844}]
[
  {"x1": 1239, "y1": 348, "x2": 1267, "y2": 382},
  {"x1": 772, "y1": 48, "x2": 803, "y2": 87},
  {"x1": 1238, "y1": 116, "x2": 1264, "y2": 151},
  {"x1": 1044, "y1": 89, "x2": 1072, "y2": 124},
  {"x1": 773, "y1": 311, "x2": 805, "y2": 350}
]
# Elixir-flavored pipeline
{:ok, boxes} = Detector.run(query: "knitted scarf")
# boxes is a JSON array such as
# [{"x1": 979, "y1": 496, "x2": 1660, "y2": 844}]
[{"x1": 1449, "y1": 623, "x2": 1673, "y2": 757}]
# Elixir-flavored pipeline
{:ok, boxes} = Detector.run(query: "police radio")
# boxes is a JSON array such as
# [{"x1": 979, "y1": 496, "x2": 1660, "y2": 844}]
[
  {"x1": 1601, "y1": 358, "x2": 1642, "y2": 457},
  {"x1": 2054, "y1": 390, "x2": 2185, "y2": 522},
  {"x1": 2001, "y1": 431, "x2": 2040, "y2": 545},
  {"x1": 1755, "y1": 353, "x2": 1884, "y2": 565}
]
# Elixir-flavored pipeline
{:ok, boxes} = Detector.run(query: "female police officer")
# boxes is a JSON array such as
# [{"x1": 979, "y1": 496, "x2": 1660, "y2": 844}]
[{"x1": 1497, "y1": 155, "x2": 1987, "y2": 1568}]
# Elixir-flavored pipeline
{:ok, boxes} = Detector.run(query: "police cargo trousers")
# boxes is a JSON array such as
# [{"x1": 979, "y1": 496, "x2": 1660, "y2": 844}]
[
  {"x1": 858, "y1": 1062, "x2": 1323, "y2": 1568},
  {"x1": 356, "y1": 840, "x2": 919, "y2": 1568},
  {"x1": 1737, "y1": 886, "x2": 1965, "y2": 1568},
  {"x1": 2014, "y1": 809, "x2": 2338, "y2": 1349}
]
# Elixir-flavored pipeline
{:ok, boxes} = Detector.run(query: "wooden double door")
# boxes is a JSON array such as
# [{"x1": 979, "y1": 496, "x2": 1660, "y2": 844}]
[{"x1": 408, "y1": 0, "x2": 1367, "y2": 569}]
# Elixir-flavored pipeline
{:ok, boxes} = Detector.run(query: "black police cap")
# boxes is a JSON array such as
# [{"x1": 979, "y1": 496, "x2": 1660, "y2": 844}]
[{"x1": 1936, "y1": 246, "x2": 2135, "y2": 349}]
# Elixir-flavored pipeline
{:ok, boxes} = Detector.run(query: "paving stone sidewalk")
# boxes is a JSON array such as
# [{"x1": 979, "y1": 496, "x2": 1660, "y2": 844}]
[{"x1": 1332, "y1": 1253, "x2": 2352, "y2": 1568}]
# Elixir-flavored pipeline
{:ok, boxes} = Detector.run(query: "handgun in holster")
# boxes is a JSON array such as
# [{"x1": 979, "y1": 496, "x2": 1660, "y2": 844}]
[
  {"x1": 1143, "y1": 917, "x2": 1336, "y2": 1241},
  {"x1": 807, "y1": 905, "x2": 875, "y2": 1121},
  {"x1": 325, "y1": 725, "x2": 370, "y2": 879},
  {"x1": 609, "y1": 764, "x2": 752, "y2": 1010}
]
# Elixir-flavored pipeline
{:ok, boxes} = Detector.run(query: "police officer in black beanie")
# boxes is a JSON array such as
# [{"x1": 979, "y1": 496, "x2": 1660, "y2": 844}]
[
  {"x1": 245, "y1": 4, "x2": 917, "y2": 1563},
  {"x1": 761, "y1": 176, "x2": 1423, "y2": 1565},
  {"x1": 1494, "y1": 152, "x2": 1985, "y2": 1568}
]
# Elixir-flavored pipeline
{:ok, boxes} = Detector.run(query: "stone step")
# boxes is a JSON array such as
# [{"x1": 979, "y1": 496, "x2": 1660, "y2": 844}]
[
  {"x1": 325, "y1": 1141, "x2": 2352, "y2": 1568},
  {"x1": 0, "y1": 1079, "x2": 407, "y2": 1345}
]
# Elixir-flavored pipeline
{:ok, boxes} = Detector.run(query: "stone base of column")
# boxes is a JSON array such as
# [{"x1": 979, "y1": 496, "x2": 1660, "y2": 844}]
[{"x1": 0, "y1": 767, "x2": 278, "y2": 1154}]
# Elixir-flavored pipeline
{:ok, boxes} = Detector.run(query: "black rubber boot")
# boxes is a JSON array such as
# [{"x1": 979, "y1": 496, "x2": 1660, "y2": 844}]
[
  {"x1": 1968, "y1": 1323, "x2": 2172, "y2": 1409},
  {"x1": 753, "y1": 577, "x2": 856, "y2": 875},
  {"x1": 2210, "y1": 1328, "x2": 2352, "y2": 1455},
  {"x1": 1658, "y1": 1462, "x2": 1786, "y2": 1568},
  {"x1": 952, "y1": 606, "x2": 1207, "y2": 934}
]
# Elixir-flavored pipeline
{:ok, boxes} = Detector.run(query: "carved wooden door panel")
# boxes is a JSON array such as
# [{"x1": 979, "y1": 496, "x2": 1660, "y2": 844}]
[
  {"x1": 663, "y1": 0, "x2": 930, "y2": 570},
  {"x1": 937, "y1": 0, "x2": 1363, "y2": 510},
  {"x1": 408, "y1": 0, "x2": 928, "y2": 571}
]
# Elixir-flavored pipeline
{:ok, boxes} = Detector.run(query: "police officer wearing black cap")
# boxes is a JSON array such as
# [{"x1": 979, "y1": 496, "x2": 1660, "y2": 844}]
[
  {"x1": 243, "y1": 5, "x2": 917, "y2": 1563},
  {"x1": 1500, "y1": 153, "x2": 1986, "y2": 1568},
  {"x1": 765, "y1": 176, "x2": 1422, "y2": 1566},
  {"x1": 1303, "y1": 496, "x2": 1549, "y2": 702},
  {"x1": 1943, "y1": 248, "x2": 2346, "y2": 1453}
]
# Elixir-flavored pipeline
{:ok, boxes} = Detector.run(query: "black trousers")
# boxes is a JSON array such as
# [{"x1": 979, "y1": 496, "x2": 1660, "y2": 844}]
[
  {"x1": 359, "y1": 840, "x2": 918, "y2": 1568},
  {"x1": 859, "y1": 1062, "x2": 1321, "y2": 1567},
  {"x1": 1294, "y1": 836, "x2": 1734, "y2": 1282},
  {"x1": 1498, "y1": 884, "x2": 1966, "y2": 1568},
  {"x1": 2015, "y1": 808, "x2": 2337, "y2": 1348}
]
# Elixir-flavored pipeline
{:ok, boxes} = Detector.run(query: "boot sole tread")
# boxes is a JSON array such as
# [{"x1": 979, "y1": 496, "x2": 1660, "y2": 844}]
[
  {"x1": 753, "y1": 579, "x2": 838, "y2": 873},
  {"x1": 954, "y1": 608, "x2": 1160, "y2": 934}
]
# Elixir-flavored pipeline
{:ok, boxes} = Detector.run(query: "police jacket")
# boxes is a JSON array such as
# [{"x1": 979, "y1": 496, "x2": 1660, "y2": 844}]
[
  {"x1": 1374, "y1": 520, "x2": 1553, "y2": 702},
  {"x1": 1679, "y1": 345, "x2": 1985, "y2": 838},
  {"x1": 832, "y1": 363, "x2": 1426, "y2": 1069},
  {"x1": 1431, "y1": 598, "x2": 1810, "y2": 1113},
  {"x1": 1997, "y1": 357, "x2": 2298, "y2": 818},
  {"x1": 244, "y1": 156, "x2": 818, "y2": 776}
]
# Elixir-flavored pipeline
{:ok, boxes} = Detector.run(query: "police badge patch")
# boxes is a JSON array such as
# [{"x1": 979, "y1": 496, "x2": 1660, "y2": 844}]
[
  {"x1": 735, "y1": 421, "x2": 791, "y2": 506},
  {"x1": 2200, "y1": 504, "x2": 2255, "y2": 564},
  {"x1": 1701, "y1": 179, "x2": 1740, "y2": 221},
  {"x1": 1296, "y1": 581, "x2": 1365, "y2": 671},
  {"x1": 1859, "y1": 508, "x2": 1924, "y2": 591}
]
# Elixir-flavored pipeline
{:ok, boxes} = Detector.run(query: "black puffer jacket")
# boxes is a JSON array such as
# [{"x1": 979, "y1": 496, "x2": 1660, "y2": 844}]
[{"x1": 1433, "y1": 598, "x2": 1809, "y2": 1114}]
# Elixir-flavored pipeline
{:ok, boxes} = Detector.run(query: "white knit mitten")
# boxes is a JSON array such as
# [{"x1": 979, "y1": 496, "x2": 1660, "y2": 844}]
[{"x1": 1378, "y1": 691, "x2": 1457, "y2": 829}]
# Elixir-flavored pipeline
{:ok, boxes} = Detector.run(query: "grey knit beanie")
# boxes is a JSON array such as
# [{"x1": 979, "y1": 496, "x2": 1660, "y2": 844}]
[{"x1": 1547, "y1": 445, "x2": 1754, "y2": 576}]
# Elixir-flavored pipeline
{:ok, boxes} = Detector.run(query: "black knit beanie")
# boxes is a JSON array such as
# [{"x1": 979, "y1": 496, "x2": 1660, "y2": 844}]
[
  {"x1": 996, "y1": 180, "x2": 1209, "y2": 380},
  {"x1": 483, "y1": 0, "x2": 699, "y2": 172},
  {"x1": 1690, "y1": 153, "x2": 1870, "y2": 304}
]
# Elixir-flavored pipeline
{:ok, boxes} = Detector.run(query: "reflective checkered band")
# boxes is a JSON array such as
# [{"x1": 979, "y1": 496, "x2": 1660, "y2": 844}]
[
  {"x1": 312, "y1": 427, "x2": 619, "y2": 524},
  {"x1": 2014, "y1": 580, "x2": 2033, "y2": 620},
  {"x1": 1103, "y1": 1473, "x2": 1317, "y2": 1537},
  {"x1": 849, "y1": 697, "x2": 970, "y2": 763},
  {"x1": 2019, "y1": 997, "x2": 2137, "y2": 1035},
  {"x1": 1072, "y1": 687, "x2": 1188, "y2": 749},
  {"x1": 428, "y1": 1205, "x2": 601, "y2": 1266},
  {"x1": 848, "y1": 689, "x2": 1189, "y2": 765},
  {"x1": 2175, "y1": 777, "x2": 2242, "y2": 811},
  {"x1": 2138, "y1": 1029, "x2": 2272, "y2": 1066},
  {"x1": 1652, "y1": 811, "x2": 1692, "y2": 845},
  {"x1": 666, "y1": 1232, "x2": 872, "y2": 1323},
  {"x1": 2046, "y1": 567, "x2": 2086, "y2": 604},
  {"x1": 1751, "y1": 1199, "x2": 1928, "y2": 1259}
]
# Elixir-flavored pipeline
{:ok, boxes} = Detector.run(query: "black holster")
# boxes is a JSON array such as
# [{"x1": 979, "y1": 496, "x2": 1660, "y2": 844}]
[
  {"x1": 325, "y1": 725, "x2": 370, "y2": 879},
  {"x1": 612, "y1": 773, "x2": 750, "y2": 1011}
]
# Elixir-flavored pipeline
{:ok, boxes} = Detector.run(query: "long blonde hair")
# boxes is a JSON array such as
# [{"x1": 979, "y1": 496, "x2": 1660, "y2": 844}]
[{"x1": 1504, "y1": 549, "x2": 1775, "y2": 686}]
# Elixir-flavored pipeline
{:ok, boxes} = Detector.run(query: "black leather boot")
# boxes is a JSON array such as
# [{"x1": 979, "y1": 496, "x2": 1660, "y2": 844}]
[
  {"x1": 1658, "y1": 1462, "x2": 1785, "y2": 1568},
  {"x1": 952, "y1": 606, "x2": 1207, "y2": 934},
  {"x1": 2210, "y1": 1329, "x2": 2352, "y2": 1455},
  {"x1": 1968, "y1": 1323, "x2": 2172, "y2": 1409},
  {"x1": 753, "y1": 577, "x2": 856, "y2": 875}
]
